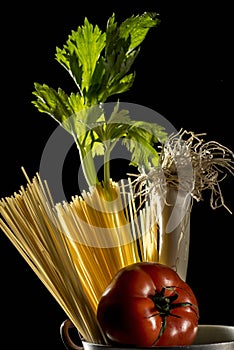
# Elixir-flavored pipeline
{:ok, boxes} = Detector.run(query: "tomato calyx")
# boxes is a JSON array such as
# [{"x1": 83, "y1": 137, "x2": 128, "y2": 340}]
[{"x1": 149, "y1": 286, "x2": 197, "y2": 345}]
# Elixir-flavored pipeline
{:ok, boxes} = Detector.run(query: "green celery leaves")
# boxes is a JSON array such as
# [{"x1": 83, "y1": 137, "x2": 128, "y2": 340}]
[{"x1": 32, "y1": 12, "x2": 165, "y2": 188}]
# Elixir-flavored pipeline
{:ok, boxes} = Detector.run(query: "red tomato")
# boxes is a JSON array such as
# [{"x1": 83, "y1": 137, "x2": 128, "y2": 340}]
[{"x1": 97, "y1": 262, "x2": 199, "y2": 347}]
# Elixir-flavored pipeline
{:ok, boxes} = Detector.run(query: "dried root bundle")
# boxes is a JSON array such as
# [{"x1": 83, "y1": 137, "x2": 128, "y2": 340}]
[{"x1": 132, "y1": 129, "x2": 234, "y2": 214}]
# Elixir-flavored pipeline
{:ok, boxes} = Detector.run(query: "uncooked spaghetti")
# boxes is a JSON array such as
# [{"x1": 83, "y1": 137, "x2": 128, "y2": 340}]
[{"x1": 0, "y1": 168, "x2": 159, "y2": 344}]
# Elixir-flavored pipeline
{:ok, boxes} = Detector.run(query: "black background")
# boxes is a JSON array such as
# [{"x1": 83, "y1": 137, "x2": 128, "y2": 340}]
[{"x1": 0, "y1": 1, "x2": 233, "y2": 348}]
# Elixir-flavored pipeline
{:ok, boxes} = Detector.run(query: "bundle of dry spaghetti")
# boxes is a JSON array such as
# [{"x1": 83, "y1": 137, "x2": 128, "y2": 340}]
[{"x1": 0, "y1": 168, "x2": 158, "y2": 344}]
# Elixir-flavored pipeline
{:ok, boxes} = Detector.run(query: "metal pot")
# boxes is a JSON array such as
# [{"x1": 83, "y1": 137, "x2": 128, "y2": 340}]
[{"x1": 60, "y1": 320, "x2": 234, "y2": 350}]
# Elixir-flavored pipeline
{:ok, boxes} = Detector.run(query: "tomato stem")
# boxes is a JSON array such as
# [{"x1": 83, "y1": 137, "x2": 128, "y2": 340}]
[{"x1": 149, "y1": 285, "x2": 198, "y2": 346}]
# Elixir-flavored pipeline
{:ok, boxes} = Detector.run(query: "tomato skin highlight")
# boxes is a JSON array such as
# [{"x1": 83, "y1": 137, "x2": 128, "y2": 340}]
[{"x1": 97, "y1": 262, "x2": 199, "y2": 347}]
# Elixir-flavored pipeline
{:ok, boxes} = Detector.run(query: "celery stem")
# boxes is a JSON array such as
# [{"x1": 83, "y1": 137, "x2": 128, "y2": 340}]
[
  {"x1": 103, "y1": 140, "x2": 118, "y2": 185},
  {"x1": 78, "y1": 145, "x2": 98, "y2": 188}
]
